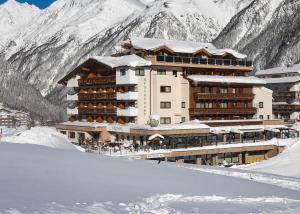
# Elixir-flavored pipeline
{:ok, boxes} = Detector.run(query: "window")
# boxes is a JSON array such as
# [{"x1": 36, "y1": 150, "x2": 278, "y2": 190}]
[
  {"x1": 181, "y1": 102, "x2": 186, "y2": 108},
  {"x1": 160, "y1": 117, "x2": 171, "y2": 124},
  {"x1": 196, "y1": 101, "x2": 205, "y2": 108},
  {"x1": 232, "y1": 88, "x2": 237, "y2": 94},
  {"x1": 181, "y1": 117, "x2": 186, "y2": 123},
  {"x1": 259, "y1": 115, "x2": 264, "y2": 120},
  {"x1": 160, "y1": 86, "x2": 171, "y2": 93},
  {"x1": 196, "y1": 101, "x2": 212, "y2": 109},
  {"x1": 160, "y1": 102, "x2": 171, "y2": 109},
  {"x1": 207, "y1": 87, "x2": 213, "y2": 93},
  {"x1": 267, "y1": 115, "x2": 270, "y2": 120},
  {"x1": 220, "y1": 88, "x2": 228, "y2": 94},
  {"x1": 60, "y1": 131, "x2": 66, "y2": 135},
  {"x1": 135, "y1": 68, "x2": 145, "y2": 76},
  {"x1": 78, "y1": 132, "x2": 85, "y2": 140},
  {"x1": 259, "y1": 102, "x2": 264, "y2": 108},
  {"x1": 157, "y1": 69, "x2": 166, "y2": 75},
  {"x1": 220, "y1": 101, "x2": 228, "y2": 108},
  {"x1": 69, "y1": 132, "x2": 75, "y2": 139},
  {"x1": 244, "y1": 101, "x2": 248, "y2": 108},
  {"x1": 173, "y1": 70, "x2": 177, "y2": 77},
  {"x1": 120, "y1": 69, "x2": 126, "y2": 76},
  {"x1": 206, "y1": 102, "x2": 213, "y2": 109}
]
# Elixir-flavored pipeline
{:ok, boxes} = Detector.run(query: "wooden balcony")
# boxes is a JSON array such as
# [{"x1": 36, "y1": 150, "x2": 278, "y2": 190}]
[
  {"x1": 190, "y1": 107, "x2": 257, "y2": 115},
  {"x1": 78, "y1": 93, "x2": 116, "y2": 101},
  {"x1": 194, "y1": 93, "x2": 254, "y2": 100},
  {"x1": 78, "y1": 107, "x2": 116, "y2": 115},
  {"x1": 145, "y1": 55, "x2": 253, "y2": 71},
  {"x1": 273, "y1": 104, "x2": 300, "y2": 113},
  {"x1": 78, "y1": 76, "x2": 116, "y2": 86},
  {"x1": 273, "y1": 91, "x2": 300, "y2": 99}
]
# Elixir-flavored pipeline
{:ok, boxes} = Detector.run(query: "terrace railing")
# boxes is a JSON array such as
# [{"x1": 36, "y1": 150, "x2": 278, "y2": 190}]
[
  {"x1": 78, "y1": 107, "x2": 117, "y2": 115},
  {"x1": 156, "y1": 55, "x2": 253, "y2": 67},
  {"x1": 189, "y1": 107, "x2": 257, "y2": 115},
  {"x1": 194, "y1": 93, "x2": 254, "y2": 100},
  {"x1": 78, "y1": 76, "x2": 116, "y2": 86},
  {"x1": 78, "y1": 93, "x2": 116, "y2": 100}
]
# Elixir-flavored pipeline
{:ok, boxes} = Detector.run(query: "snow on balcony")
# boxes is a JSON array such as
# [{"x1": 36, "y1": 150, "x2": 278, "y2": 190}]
[
  {"x1": 117, "y1": 107, "x2": 138, "y2": 117},
  {"x1": 67, "y1": 75, "x2": 80, "y2": 88},
  {"x1": 67, "y1": 107, "x2": 78, "y2": 115},
  {"x1": 116, "y1": 68, "x2": 138, "y2": 85},
  {"x1": 117, "y1": 92, "x2": 138, "y2": 100},
  {"x1": 67, "y1": 94, "x2": 78, "y2": 101}
]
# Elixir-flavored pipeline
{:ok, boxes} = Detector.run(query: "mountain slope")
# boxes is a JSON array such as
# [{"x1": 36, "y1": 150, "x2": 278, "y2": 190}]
[
  {"x1": 214, "y1": 0, "x2": 300, "y2": 70},
  {"x1": 0, "y1": 0, "x2": 40, "y2": 45},
  {"x1": 0, "y1": 55, "x2": 65, "y2": 122}
]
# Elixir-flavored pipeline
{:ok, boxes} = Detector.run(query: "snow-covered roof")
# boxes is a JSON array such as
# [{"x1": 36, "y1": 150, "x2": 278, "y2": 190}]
[
  {"x1": 188, "y1": 75, "x2": 266, "y2": 85},
  {"x1": 264, "y1": 76, "x2": 300, "y2": 84},
  {"x1": 91, "y1": 54, "x2": 151, "y2": 68},
  {"x1": 61, "y1": 121, "x2": 108, "y2": 128},
  {"x1": 256, "y1": 64, "x2": 300, "y2": 76},
  {"x1": 123, "y1": 38, "x2": 247, "y2": 59},
  {"x1": 211, "y1": 125, "x2": 288, "y2": 134},
  {"x1": 148, "y1": 134, "x2": 164, "y2": 141}
]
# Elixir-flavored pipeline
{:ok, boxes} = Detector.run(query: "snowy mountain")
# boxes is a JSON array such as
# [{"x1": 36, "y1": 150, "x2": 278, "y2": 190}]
[
  {"x1": 214, "y1": 0, "x2": 300, "y2": 70},
  {"x1": 0, "y1": 0, "x2": 252, "y2": 120},
  {"x1": 0, "y1": 0, "x2": 40, "y2": 45}
]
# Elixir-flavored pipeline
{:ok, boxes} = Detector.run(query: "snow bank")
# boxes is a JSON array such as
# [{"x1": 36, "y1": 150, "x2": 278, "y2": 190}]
[
  {"x1": 240, "y1": 138, "x2": 300, "y2": 178},
  {"x1": 2, "y1": 126, "x2": 81, "y2": 151},
  {"x1": 1, "y1": 143, "x2": 300, "y2": 213}
]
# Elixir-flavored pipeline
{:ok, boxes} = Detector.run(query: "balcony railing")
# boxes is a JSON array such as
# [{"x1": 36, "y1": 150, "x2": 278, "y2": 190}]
[
  {"x1": 273, "y1": 91, "x2": 300, "y2": 99},
  {"x1": 67, "y1": 107, "x2": 78, "y2": 115},
  {"x1": 78, "y1": 93, "x2": 116, "y2": 100},
  {"x1": 190, "y1": 108, "x2": 257, "y2": 115},
  {"x1": 156, "y1": 55, "x2": 253, "y2": 67},
  {"x1": 273, "y1": 104, "x2": 300, "y2": 112},
  {"x1": 78, "y1": 107, "x2": 116, "y2": 115},
  {"x1": 117, "y1": 107, "x2": 138, "y2": 117},
  {"x1": 194, "y1": 93, "x2": 254, "y2": 100},
  {"x1": 67, "y1": 94, "x2": 79, "y2": 101},
  {"x1": 117, "y1": 92, "x2": 139, "y2": 100},
  {"x1": 78, "y1": 76, "x2": 116, "y2": 86}
]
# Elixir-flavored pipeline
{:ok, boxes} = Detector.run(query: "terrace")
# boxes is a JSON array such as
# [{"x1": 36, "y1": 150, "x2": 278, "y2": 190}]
[{"x1": 145, "y1": 55, "x2": 253, "y2": 70}]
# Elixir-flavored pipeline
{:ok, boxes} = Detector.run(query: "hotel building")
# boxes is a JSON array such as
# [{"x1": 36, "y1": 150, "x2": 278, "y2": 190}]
[
  {"x1": 55, "y1": 38, "x2": 285, "y2": 165},
  {"x1": 59, "y1": 38, "x2": 271, "y2": 125},
  {"x1": 256, "y1": 63, "x2": 300, "y2": 121}
]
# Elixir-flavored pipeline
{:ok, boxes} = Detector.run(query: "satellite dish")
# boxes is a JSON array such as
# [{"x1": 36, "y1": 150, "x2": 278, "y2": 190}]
[{"x1": 148, "y1": 115, "x2": 160, "y2": 127}]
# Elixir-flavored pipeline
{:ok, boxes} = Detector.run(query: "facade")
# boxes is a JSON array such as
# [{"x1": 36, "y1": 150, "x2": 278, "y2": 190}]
[
  {"x1": 0, "y1": 103, "x2": 32, "y2": 128},
  {"x1": 253, "y1": 87, "x2": 273, "y2": 120},
  {"x1": 14, "y1": 111, "x2": 31, "y2": 126},
  {"x1": 255, "y1": 64, "x2": 300, "y2": 121},
  {"x1": 59, "y1": 38, "x2": 268, "y2": 126},
  {"x1": 0, "y1": 115, "x2": 17, "y2": 128}
]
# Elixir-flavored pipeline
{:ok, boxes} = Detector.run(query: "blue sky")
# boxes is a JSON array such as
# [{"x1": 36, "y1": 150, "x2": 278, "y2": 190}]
[{"x1": 1, "y1": 0, "x2": 56, "y2": 8}]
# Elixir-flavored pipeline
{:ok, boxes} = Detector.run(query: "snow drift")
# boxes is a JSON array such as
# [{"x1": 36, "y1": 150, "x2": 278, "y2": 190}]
[
  {"x1": 0, "y1": 143, "x2": 300, "y2": 213},
  {"x1": 2, "y1": 127, "x2": 80, "y2": 151},
  {"x1": 241, "y1": 138, "x2": 300, "y2": 178}
]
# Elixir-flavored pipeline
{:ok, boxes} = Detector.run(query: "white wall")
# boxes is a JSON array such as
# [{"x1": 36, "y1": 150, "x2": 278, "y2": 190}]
[{"x1": 253, "y1": 87, "x2": 273, "y2": 120}]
